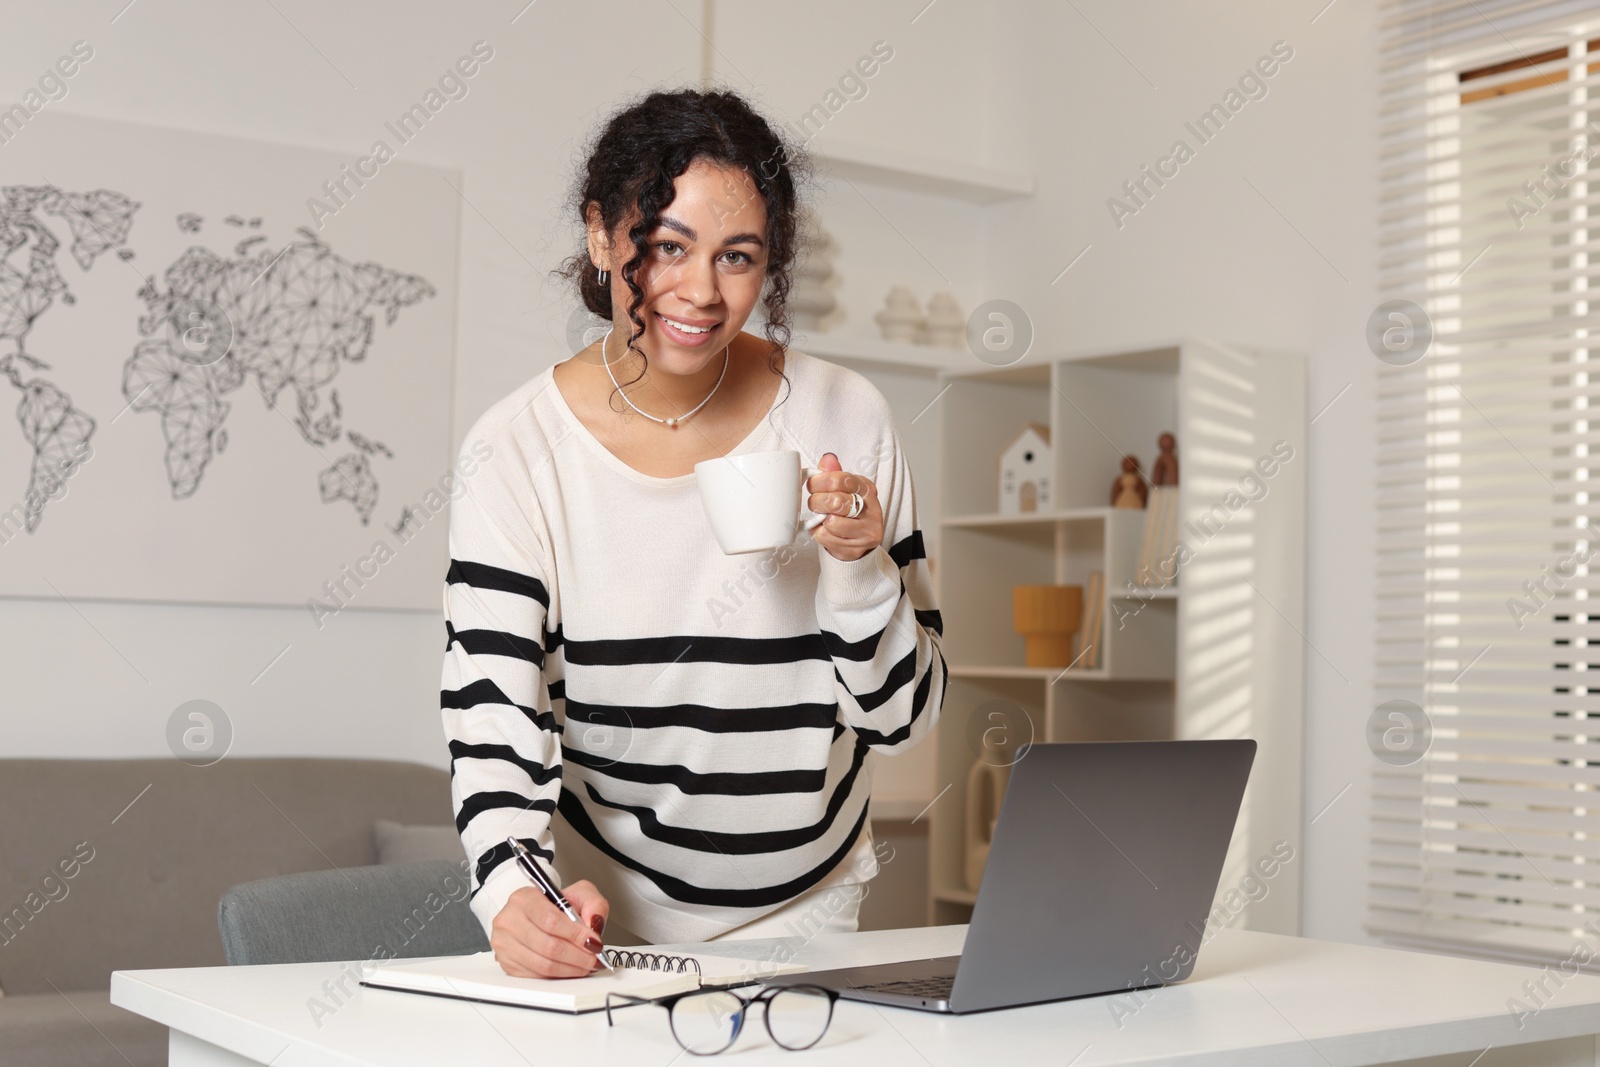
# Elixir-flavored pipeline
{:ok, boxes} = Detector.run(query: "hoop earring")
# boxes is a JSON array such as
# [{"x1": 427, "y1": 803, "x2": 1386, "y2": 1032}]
[{"x1": 597, "y1": 265, "x2": 608, "y2": 286}]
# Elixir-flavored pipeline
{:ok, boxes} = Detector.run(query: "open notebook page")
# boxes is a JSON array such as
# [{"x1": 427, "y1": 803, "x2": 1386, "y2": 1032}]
[{"x1": 360, "y1": 949, "x2": 808, "y2": 1014}]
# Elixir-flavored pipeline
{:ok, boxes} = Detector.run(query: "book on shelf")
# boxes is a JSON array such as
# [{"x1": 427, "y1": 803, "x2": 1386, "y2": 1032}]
[
  {"x1": 1136, "y1": 486, "x2": 1180, "y2": 589},
  {"x1": 1075, "y1": 570, "x2": 1104, "y2": 669}
]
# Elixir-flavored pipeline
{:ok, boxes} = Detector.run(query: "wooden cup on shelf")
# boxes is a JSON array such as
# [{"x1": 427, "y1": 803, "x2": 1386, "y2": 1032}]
[{"x1": 1011, "y1": 584, "x2": 1084, "y2": 668}]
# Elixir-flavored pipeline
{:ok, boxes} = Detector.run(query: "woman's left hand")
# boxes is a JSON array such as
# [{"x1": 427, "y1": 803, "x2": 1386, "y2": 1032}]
[{"x1": 807, "y1": 452, "x2": 883, "y2": 562}]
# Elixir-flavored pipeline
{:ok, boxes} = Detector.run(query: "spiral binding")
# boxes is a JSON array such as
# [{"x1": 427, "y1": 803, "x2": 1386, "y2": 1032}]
[{"x1": 601, "y1": 949, "x2": 704, "y2": 976}]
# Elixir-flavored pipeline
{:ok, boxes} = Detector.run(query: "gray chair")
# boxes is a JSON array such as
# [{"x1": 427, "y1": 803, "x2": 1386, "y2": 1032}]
[{"x1": 218, "y1": 860, "x2": 490, "y2": 966}]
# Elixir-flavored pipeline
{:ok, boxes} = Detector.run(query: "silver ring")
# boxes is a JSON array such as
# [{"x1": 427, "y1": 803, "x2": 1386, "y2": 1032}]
[{"x1": 846, "y1": 492, "x2": 864, "y2": 519}]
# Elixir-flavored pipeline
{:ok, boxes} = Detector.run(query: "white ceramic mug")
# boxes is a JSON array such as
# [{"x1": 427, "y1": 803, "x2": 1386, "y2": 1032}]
[{"x1": 695, "y1": 450, "x2": 828, "y2": 555}]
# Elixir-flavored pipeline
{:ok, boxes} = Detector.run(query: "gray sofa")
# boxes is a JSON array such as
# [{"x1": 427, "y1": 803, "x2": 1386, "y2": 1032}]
[{"x1": 0, "y1": 757, "x2": 460, "y2": 1067}]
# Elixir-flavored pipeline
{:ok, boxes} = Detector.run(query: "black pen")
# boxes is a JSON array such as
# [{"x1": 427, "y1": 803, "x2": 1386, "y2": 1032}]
[{"x1": 505, "y1": 836, "x2": 615, "y2": 973}]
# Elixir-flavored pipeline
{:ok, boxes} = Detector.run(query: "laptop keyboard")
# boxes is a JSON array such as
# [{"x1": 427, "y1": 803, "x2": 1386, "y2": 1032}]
[{"x1": 859, "y1": 976, "x2": 954, "y2": 998}]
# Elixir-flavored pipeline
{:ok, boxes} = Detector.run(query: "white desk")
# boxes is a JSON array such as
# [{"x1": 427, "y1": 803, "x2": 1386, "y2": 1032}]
[{"x1": 112, "y1": 925, "x2": 1600, "y2": 1066}]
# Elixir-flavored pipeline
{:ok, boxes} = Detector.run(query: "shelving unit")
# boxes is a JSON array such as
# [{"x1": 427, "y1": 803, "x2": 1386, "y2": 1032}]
[
  {"x1": 808, "y1": 137, "x2": 1034, "y2": 204},
  {"x1": 924, "y1": 339, "x2": 1307, "y2": 934},
  {"x1": 789, "y1": 330, "x2": 968, "y2": 377}
]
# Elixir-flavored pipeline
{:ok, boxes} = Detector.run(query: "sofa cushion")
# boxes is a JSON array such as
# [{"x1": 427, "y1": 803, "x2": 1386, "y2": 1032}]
[
  {"x1": 0, "y1": 758, "x2": 452, "y2": 996},
  {"x1": 0, "y1": 989, "x2": 167, "y2": 1067},
  {"x1": 373, "y1": 819, "x2": 463, "y2": 865}
]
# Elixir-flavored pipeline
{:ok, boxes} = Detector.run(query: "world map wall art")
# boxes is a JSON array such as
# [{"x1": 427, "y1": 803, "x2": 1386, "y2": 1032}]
[{"x1": 0, "y1": 111, "x2": 459, "y2": 609}]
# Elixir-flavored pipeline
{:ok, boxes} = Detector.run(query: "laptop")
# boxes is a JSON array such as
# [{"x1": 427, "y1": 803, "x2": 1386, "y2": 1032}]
[{"x1": 768, "y1": 738, "x2": 1256, "y2": 1013}]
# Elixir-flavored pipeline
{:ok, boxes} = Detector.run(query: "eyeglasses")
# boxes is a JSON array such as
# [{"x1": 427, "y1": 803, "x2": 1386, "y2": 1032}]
[{"x1": 606, "y1": 984, "x2": 838, "y2": 1055}]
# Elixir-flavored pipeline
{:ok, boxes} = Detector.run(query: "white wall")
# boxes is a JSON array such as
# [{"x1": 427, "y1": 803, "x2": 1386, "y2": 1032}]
[{"x1": 1, "y1": 0, "x2": 1379, "y2": 947}]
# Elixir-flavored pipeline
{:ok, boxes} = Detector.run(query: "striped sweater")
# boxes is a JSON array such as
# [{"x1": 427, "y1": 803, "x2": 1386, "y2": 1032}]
[{"x1": 440, "y1": 347, "x2": 947, "y2": 944}]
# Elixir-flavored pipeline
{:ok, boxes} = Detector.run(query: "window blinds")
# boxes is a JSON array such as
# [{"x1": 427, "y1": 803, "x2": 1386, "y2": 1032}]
[{"x1": 1371, "y1": 0, "x2": 1600, "y2": 967}]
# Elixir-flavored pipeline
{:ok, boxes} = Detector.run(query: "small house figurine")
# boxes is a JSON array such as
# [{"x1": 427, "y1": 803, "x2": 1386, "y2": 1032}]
[{"x1": 999, "y1": 422, "x2": 1052, "y2": 514}]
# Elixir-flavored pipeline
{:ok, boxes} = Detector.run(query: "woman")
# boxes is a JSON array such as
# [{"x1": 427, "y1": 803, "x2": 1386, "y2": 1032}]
[{"x1": 441, "y1": 87, "x2": 947, "y2": 979}]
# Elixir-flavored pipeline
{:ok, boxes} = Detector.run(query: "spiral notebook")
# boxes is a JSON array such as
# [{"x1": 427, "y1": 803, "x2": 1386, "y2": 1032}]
[{"x1": 360, "y1": 948, "x2": 808, "y2": 1014}]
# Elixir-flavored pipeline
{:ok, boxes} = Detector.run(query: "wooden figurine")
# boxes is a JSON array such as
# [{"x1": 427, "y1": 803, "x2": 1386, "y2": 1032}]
[
  {"x1": 1111, "y1": 455, "x2": 1148, "y2": 508},
  {"x1": 1152, "y1": 431, "x2": 1179, "y2": 487}
]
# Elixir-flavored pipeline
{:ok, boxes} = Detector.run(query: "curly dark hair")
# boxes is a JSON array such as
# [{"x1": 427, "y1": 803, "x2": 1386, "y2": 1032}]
[{"x1": 554, "y1": 87, "x2": 815, "y2": 414}]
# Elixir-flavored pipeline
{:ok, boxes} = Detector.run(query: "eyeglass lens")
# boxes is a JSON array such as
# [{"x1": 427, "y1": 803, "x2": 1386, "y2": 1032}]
[
  {"x1": 669, "y1": 989, "x2": 745, "y2": 1055},
  {"x1": 763, "y1": 987, "x2": 834, "y2": 1050},
  {"x1": 667, "y1": 986, "x2": 833, "y2": 1055}
]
